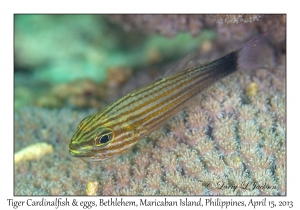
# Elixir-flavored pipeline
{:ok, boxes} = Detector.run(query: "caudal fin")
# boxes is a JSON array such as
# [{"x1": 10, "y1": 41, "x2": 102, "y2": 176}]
[{"x1": 237, "y1": 31, "x2": 277, "y2": 71}]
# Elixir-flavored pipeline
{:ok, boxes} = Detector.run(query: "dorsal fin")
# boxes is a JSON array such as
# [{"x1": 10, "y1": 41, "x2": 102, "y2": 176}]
[{"x1": 166, "y1": 50, "x2": 199, "y2": 77}]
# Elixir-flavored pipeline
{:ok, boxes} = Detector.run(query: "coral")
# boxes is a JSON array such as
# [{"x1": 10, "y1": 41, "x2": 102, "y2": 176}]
[
  {"x1": 14, "y1": 56, "x2": 286, "y2": 195},
  {"x1": 107, "y1": 15, "x2": 285, "y2": 42},
  {"x1": 15, "y1": 15, "x2": 106, "y2": 83},
  {"x1": 106, "y1": 67, "x2": 132, "y2": 88},
  {"x1": 49, "y1": 78, "x2": 105, "y2": 109},
  {"x1": 108, "y1": 15, "x2": 204, "y2": 37},
  {"x1": 15, "y1": 142, "x2": 53, "y2": 164},
  {"x1": 213, "y1": 14, "x2": 262, "y2": 24},
  {"x1": 14, "y1": 15, "x2": 285, "y2": 196},
  {"x1": 14, "y1": 15, "x2": 214, "y2": 85},
  {"x1": 14, "y1": 15, "x2": 217, "y2": 110},
  {"x1": 108, "y1": 15, "x2": 263, "y2": 37}
]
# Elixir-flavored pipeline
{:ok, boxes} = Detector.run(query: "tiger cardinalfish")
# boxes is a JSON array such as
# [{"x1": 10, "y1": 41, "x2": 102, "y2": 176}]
[{"x1": 69, "y1": 32, "x2": 272, "y2": 161}]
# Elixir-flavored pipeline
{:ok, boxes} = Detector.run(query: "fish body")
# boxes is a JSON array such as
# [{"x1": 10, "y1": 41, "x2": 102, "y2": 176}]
[{"x1": 69, "y1": 32, "x2": 271, "y2": 161}]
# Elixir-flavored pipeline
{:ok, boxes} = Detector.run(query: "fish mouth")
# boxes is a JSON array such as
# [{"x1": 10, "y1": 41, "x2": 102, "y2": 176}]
[
  {"x1": 68, "y1": 143, "x2": 110, "y2": 161},
  {"x1": 69, "y1": 149, "x2": 94, "y2": 157},
  {"x1": 69, "y1": 149, "x2": 111, "y2": 162},
  {"x1": 69, "y1": 150, "x2": 110, "y2": 162},
  {"x1": 69, "y1": 144, "x2": 94, "y2": 157}
]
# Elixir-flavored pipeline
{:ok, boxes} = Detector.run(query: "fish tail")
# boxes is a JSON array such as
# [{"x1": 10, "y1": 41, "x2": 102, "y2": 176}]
[{"x1": 237, "y1": 31, "x2": 276, "y2": 71}]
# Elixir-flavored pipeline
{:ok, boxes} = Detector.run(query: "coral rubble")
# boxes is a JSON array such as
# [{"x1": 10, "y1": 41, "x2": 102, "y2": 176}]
[{"x1": 15, "y1": 142, "x2": 53, "y2": 164}]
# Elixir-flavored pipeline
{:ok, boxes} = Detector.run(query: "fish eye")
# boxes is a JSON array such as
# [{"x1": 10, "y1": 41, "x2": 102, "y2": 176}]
[{"x1": 95, "y1": 127, "x2": 113, "y2": 147}]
